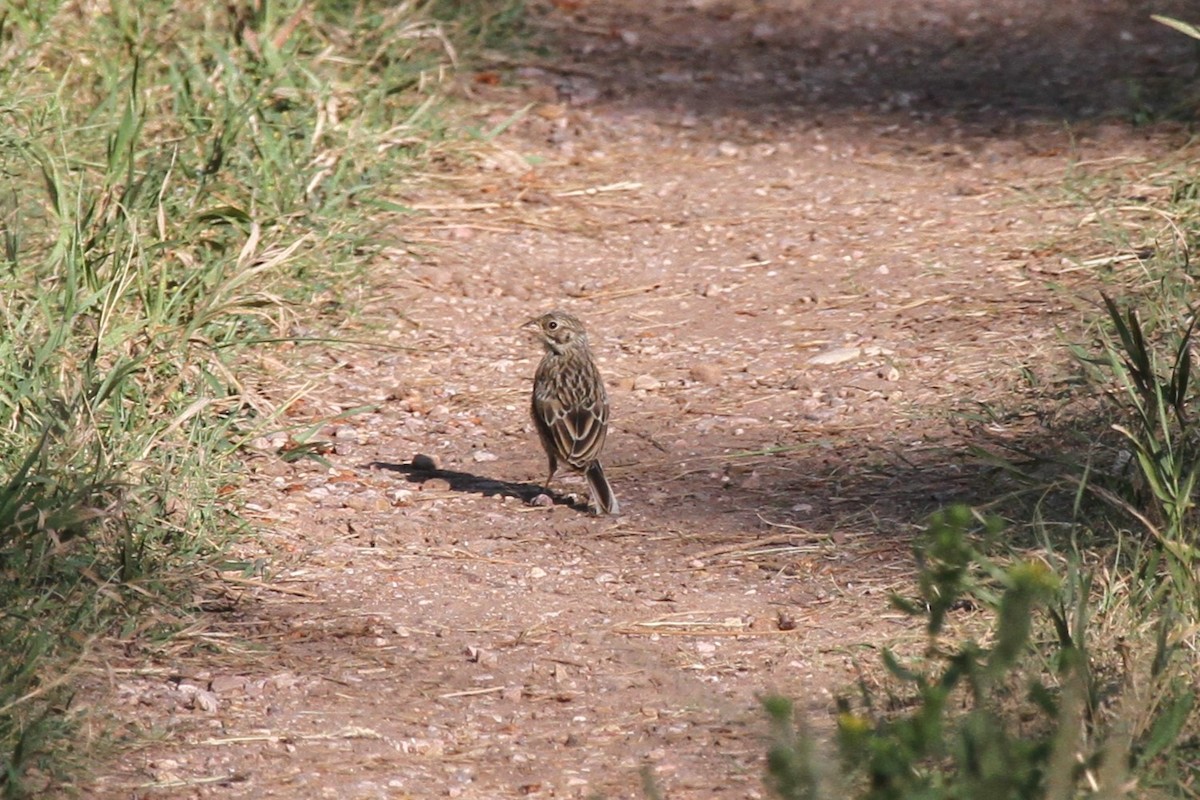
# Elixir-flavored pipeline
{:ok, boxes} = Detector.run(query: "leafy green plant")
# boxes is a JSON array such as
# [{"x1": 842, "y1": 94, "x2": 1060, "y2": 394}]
[
  {"x1": 763, "y1": 696, "x2": 824, "y2": 800},
  {"x1": 761, "y1": 506, "x2": 1197, "y2": 800}
]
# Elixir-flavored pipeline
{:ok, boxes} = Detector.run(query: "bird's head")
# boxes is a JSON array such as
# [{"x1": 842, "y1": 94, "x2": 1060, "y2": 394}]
[{"x1": 522, "y1": 309, "x2": 588, "y2": 354}]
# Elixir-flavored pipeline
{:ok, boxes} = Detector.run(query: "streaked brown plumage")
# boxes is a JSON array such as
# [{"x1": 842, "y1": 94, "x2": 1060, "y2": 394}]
[{"x1": 523, "y1": 310, "x2": 619, "y2": 515}]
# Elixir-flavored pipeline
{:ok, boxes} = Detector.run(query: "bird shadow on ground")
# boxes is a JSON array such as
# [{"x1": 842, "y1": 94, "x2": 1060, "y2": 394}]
[
  {"x1": 368, "y1": 460, "x2": 592, "y2": 512},
  {"x1": 369, "y1": 438, "x2": 1006, "y2": 536}
]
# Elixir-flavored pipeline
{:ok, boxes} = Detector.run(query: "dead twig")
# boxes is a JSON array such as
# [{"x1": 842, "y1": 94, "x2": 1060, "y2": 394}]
[
  {"x1": 198, "y1": 727, "x2": 383, "y2": 746},
  {"x1": 439, "y1": 686, "x2": 506, "y2": 699},
  {"x1": 220, "y1": 575, "x2": 319, "y2": 599},
  {"x1": 555, "y1": 181, "x2": 642, "y2": 197},
  {"x1": 578, "y1": 282, "x2": 662, "y2": 302},
  {"x1": 689, "y1": 533, "x2": 806, "y2": 561}
]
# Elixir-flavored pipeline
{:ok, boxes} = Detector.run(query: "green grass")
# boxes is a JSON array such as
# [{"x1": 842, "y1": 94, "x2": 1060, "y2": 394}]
[{"x1": 0, "y1": 0, "x2": 519, "y2": 794}]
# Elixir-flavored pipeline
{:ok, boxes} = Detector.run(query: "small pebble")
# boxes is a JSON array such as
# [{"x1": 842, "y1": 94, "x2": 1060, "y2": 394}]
[
  {"x1": 195, "y1": 691, "x2": 219, "y2": 712},
  {"x1": 808, "y1": 346, "x2": 861, "y2": 366},
  {"x1": 688, "y1": 364, "x2": 722, "y2": 384},
  {"x1": 412, "y1": 453, "x2": 440, "y2": 471},
  {"x1": 751, "y1": 21, "x2": 776, "y2": 41},
  {"x1": 633, "y1": 374, "x2": 662, "y2": 391},
  {"x1": 209, "y1": 675, "x2": 248, "y2": 695},
  {"x1": 344, "y1": 493, "x2": 390, "y2": 512}
]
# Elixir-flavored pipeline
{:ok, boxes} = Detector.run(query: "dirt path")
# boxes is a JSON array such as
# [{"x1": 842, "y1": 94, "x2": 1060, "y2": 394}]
[{"x1": 84, "y1": 2, "x2": 1196, "y2": 798}]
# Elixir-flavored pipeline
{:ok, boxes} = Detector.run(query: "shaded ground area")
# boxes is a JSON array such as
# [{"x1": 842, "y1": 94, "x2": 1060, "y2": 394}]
[
  {"x1": 530, "y1": 0, "x2": 1196, "y2": 121},
  {"x1": 78, "y1": 1, "x2": 1196, "y2": 798}
]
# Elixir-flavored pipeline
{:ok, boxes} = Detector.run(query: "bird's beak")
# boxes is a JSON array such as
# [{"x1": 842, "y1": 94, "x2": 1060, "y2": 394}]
[{"x1": 519, "y1": 317, "x2": 538, "y2": 330}]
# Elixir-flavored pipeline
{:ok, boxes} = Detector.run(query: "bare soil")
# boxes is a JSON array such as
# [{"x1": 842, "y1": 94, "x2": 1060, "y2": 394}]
[{"x1": 80, "y1": 1, "x2": 1198, "y2": 798}]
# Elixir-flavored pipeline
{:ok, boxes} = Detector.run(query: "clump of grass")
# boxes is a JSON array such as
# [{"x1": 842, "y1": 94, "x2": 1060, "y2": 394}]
[
  {"x1": 1088, "y1": 295, "x2": 1200, "y2": 582},
  {"x1": 0, "y1": 0, "x2": 509, "y2": 793},
  {"x1": 1060, "y1": 146, "x2": 1200, "y2": 603},
  {"x1": 425, "y1": 0, "x2": 528, "y2": 47}
]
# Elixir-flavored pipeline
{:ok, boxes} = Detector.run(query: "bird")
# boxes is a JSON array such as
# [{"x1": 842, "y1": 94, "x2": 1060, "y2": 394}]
[{"x1": 523, "y1": 309, "x2": 619, "y2": 515}]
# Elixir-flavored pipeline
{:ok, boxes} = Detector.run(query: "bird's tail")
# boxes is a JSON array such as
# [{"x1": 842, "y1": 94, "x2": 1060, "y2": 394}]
[{"x1": 585, "y1": 461, "x2": 619, "y2": 515}]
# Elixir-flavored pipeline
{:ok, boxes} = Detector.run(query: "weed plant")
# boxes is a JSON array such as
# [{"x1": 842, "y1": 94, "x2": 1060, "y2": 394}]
[{"x1": 763, "y1": 507, "x2": 1198, "y2": 799}]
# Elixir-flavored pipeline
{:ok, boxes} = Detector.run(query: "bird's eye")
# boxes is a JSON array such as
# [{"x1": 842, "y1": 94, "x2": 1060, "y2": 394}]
[{"x1": 547, "y1": 320, "x2": 559, "y2": 330}]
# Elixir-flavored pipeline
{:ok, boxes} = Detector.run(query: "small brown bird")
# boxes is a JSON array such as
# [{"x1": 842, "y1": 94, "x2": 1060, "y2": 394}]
[{"x1": 523, "y1": 310, "x2": 619, "y2": 515}]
